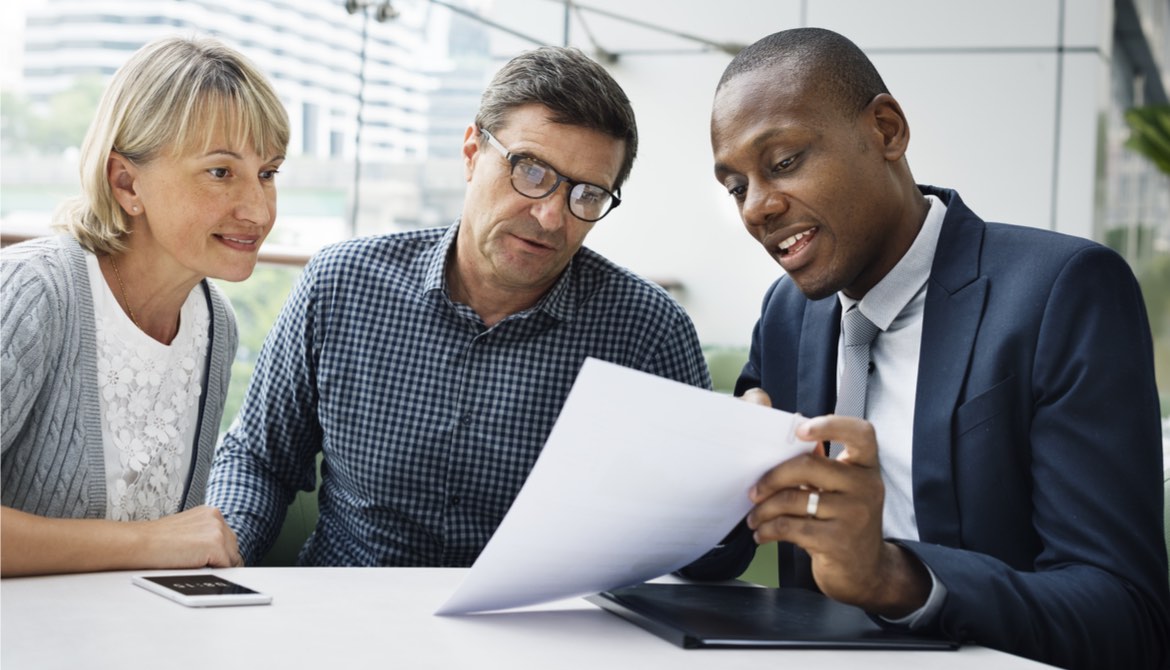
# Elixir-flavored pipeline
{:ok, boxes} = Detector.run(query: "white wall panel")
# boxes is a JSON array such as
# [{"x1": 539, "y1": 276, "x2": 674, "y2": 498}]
[
  {"x1": 1055, "y1": 51, "x2": 1111, "y2": 240},
  {"x1": 1063, "y1": 0, "x2": 1113, "y2": 48},
  {"x1": 874, "y1": 50, "x2": 1059, "y2": 230},
  {"x1": 584, "y1": 53, "x2": 783, "y2": 346},
  {"x1": 806, "y1": 0, "x2": 1061, "y2": 48}
]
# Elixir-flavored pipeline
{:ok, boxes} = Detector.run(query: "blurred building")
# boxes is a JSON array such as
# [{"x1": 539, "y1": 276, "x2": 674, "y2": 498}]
[
  {"x1": 21, "y1": 0, "x2": 440, "y2": 161},
  {"x1": 11, "y1": 0, "x2": 490, "y2": 240}
]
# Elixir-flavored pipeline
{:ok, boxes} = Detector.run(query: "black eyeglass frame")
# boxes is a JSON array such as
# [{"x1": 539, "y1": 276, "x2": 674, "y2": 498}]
[{"x1": 478, "y1": 127, "x2": 622, "y2": 222}]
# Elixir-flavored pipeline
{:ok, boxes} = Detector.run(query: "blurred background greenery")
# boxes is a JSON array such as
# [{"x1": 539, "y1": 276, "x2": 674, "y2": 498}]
[
  {"x1": 212, "y1": 266, "x2": 302, "y2": 435},
  {"x1": 1113, "y1": 105, "x2": 1170, "y2": 416}
]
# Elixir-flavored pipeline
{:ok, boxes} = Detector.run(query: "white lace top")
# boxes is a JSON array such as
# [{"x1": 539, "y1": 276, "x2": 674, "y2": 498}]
[{"x1": 86, "y1": 253, "x2": 209, "y2": 521}]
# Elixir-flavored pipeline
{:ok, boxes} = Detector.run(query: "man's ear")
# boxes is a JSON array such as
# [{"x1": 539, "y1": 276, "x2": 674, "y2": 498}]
[
  {"x1": 867, "y1": 93, "x2": 910, "y2": 162},
  {"x1": 462, "y1": 124, "x2": 480, "y2": 182},
  {"x1": 106, "y1": 152, "x2": 140, "y2": 215}
]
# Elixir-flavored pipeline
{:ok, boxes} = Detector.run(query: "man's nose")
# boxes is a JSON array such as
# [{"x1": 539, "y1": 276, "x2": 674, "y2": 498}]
[{"x1": 530, "y1": 183, "x2": 571, "y2": 231}]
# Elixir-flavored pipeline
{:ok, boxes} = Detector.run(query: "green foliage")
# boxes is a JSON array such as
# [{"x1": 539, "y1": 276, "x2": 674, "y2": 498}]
[
  {"x1": 1, "y1": 91, "x2": 34, "y2": 151},
  {"x1": 212, "y1": 265, "x2": 302, "y2": 434},
  {"x1": 1136, "y1": 252, "x2": 1170, "y2": 416},
  {"x1": 1125, "y1": 105, "x2": 1170, "y2": 176},
  {"x1": 703, "y1": 345, "x2": 749, "y2": 394},
  {"x1": 737, "y1": 541, "x2": 779, "y2": 587},
  {"x1": 1105, "y1": 227, "x2": 1170, "y2": 416},
  {"x1": 1121, "y1": 105, "x2": 1170, "y2": 416},
  {"x1": 43, "y1": 75, "x2": 106, "y2": 151},
  {"x1": 1, "y1": 75, "x2": 105, "y2": 154},
  {"x1": 1139, "y1": 251, "x2": 1170, "y2": 337}
]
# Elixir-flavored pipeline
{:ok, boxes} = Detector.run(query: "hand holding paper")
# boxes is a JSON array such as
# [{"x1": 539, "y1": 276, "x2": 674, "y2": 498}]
[{"x1": 436, "y1": 358, "x2": 814, "y2": 615}]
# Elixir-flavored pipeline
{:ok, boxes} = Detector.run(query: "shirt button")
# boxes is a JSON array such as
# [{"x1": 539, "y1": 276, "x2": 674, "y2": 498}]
[
  {"x1": 450, "y1": 495, "x2": 461, "y2": 506},
  {"x1": 460, "y1": 413, "x2": 472, "y2": 426}
]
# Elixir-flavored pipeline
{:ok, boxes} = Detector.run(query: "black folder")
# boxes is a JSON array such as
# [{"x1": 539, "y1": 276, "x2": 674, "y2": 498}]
[{"x1": 586, "y1": 583, "x2": 958, "y2": 650}]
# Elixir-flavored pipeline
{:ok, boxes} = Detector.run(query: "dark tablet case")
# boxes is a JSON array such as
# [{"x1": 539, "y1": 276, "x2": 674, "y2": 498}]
[{"x1": 587, "y1": 583, "x2": 958, "y2": 650}]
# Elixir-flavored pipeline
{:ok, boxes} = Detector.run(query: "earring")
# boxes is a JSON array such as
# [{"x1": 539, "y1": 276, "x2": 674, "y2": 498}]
[{"x1": 132, "y1": 205, "x2": 139, "y2": 213}]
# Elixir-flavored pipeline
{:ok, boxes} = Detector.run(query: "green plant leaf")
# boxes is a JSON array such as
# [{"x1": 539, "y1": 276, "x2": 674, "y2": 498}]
[{"x1": 1125, "y1": 105, "x2": 1170, "y2": 176}]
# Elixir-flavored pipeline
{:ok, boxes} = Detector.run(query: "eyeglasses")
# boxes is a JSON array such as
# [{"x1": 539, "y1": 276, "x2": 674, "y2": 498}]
[{"x1": 479, "y1": 127, "x2": 621, "y2": 222}]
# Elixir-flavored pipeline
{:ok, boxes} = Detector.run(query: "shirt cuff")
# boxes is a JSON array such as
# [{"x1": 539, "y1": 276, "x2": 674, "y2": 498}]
[{"x1": 880, "y1": 562, "x2": 946, "y2": 629}]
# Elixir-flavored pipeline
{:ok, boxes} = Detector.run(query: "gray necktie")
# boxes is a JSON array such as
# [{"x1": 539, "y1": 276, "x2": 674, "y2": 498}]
[{"x1": 830, "y1": 306, "x2": 880, "y2": 458}]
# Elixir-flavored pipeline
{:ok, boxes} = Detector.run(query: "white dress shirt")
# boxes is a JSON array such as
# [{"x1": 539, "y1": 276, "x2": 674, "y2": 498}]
[{"x1": 837, "y1": 194, "x2": 947, "y2": 626}]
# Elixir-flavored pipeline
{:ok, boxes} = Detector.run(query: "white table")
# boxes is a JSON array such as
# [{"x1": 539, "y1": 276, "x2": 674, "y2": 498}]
[{"x1": 1, "y1": 567, "x2": 1056, "y2": 669}]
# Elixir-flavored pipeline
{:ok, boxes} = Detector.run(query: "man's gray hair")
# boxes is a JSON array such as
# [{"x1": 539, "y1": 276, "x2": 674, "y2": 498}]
[{"x1": 475, "y1": 46, "x2": 637, "y2": 191}]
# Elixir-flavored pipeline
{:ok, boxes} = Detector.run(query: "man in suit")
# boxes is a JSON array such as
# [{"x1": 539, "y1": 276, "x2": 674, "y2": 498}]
[{"x1": 689, "y1": 27, "x2": 1169, "y2": 669}]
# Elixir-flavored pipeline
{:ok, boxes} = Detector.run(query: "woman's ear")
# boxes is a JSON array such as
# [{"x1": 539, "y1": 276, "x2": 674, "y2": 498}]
[
  {"x1": 866, "y1": 93, "x2": 910, "y2": 162},
  {"x1": 106, "y1": 152, "x2": 140, "y2": 215}
]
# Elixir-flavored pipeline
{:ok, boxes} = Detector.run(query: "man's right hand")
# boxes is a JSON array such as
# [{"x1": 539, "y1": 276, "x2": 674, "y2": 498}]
[{"x1": 736, "y1": 388, "x2": 931, "y2": 618}]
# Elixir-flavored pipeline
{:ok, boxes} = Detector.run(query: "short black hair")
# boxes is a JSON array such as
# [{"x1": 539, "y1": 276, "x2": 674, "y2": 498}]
[{"x1": 718, "y1": 28, "x2": 889, "y2": 117}]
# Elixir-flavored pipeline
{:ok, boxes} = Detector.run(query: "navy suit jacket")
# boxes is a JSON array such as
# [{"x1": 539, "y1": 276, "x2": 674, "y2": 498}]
[{"x1": 718, "y1": 187, "x2": 1168, "y2": 668}]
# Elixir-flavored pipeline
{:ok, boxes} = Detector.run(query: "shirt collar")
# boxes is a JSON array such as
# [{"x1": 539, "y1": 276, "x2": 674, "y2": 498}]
[
  {"x1": 422, "y1": 221, "x2": 459, "y2": 296},
  {"x1": 839, "y1": 193, "x2": 947, "y2": 329},
  {"x1": 422, "y1": 220, "x2": 578, "y2": 323},
  {"x1": 534, "y1": 258, "x2": 577, "y2": 322}
]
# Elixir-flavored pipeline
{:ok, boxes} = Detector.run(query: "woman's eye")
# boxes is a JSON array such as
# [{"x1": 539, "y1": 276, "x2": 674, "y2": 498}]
[
  {"x1": 727, "y1": 184, "x2": 746, "y2": 201},
  {"x1": 260, "y1": 169, "x2": 280, "y2": 181},
  {"x1": 208, "y1": 167, "x2": 230, "y2": 179}
]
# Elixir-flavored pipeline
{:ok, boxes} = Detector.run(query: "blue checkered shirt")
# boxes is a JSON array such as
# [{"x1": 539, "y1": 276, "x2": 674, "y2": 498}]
[{"x1": 206, "y1": 223, "x2": 710, "y2": 566}]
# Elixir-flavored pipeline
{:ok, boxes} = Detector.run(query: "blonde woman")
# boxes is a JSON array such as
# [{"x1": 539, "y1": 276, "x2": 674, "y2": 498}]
[{"x1": 1, "y1": 36, "x2": 289, "y2": 576}]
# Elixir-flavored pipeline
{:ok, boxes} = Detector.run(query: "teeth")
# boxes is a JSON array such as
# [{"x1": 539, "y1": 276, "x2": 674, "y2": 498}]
[
  {"x1": 778, "y1": 229, "x2": 811, "y2": 251},
  {"x1": 221, "y1": 236, "x2": 255, "y2": 245}
]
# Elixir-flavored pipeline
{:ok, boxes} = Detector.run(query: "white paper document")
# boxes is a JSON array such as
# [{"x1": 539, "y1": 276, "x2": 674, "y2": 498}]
[{"x1": 435, "y1": 357, "x2": 814, "y2": 615}]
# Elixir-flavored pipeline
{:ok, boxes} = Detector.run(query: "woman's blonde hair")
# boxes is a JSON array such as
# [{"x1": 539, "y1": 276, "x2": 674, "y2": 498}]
[{"x1": 56, "y1": 36, "x2": 290, "y2": 254}]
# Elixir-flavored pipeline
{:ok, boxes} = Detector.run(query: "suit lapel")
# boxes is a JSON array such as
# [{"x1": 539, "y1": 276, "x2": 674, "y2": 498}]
[
  {"x1": 913, "y1": 189, "x2": 988, "y2": 546},
  {"x1": 776, "y1": 295, "x2": 839, "y2": 587},
  {"x1": 798, "y1": 297, "x2": 840, "y2": 420}
]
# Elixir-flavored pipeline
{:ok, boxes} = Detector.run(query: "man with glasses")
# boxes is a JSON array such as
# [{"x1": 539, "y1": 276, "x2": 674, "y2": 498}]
[{"x1": 206, "y1": 47, "x2": 710, "y2": 567}]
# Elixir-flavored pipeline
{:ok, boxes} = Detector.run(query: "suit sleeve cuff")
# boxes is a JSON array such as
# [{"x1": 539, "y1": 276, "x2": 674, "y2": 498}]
[{"x1": 879, "y1": 562, "x2": 947, "y2": 629}]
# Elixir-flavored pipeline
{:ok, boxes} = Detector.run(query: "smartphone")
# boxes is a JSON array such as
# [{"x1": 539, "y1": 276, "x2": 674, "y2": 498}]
[{"x1": 131, "y1": 574, "x2": 272, "y2": 607}]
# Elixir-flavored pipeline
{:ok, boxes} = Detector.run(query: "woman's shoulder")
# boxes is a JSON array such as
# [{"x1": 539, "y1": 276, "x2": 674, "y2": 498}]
[
  {"x1": 1, "y1": 236, "x2": 87, "y2": 312},
  {"x1": 2, "y1": 235, "x2": 84, "y2": 281},
  {"x1": 0, "y1": 238, "x2": 85, "y2": 374}
]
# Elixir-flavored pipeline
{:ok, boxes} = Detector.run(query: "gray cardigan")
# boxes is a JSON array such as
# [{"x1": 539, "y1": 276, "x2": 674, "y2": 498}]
[{"x1": 1, "y1": 236, "x2": 237, "y2": 518}]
